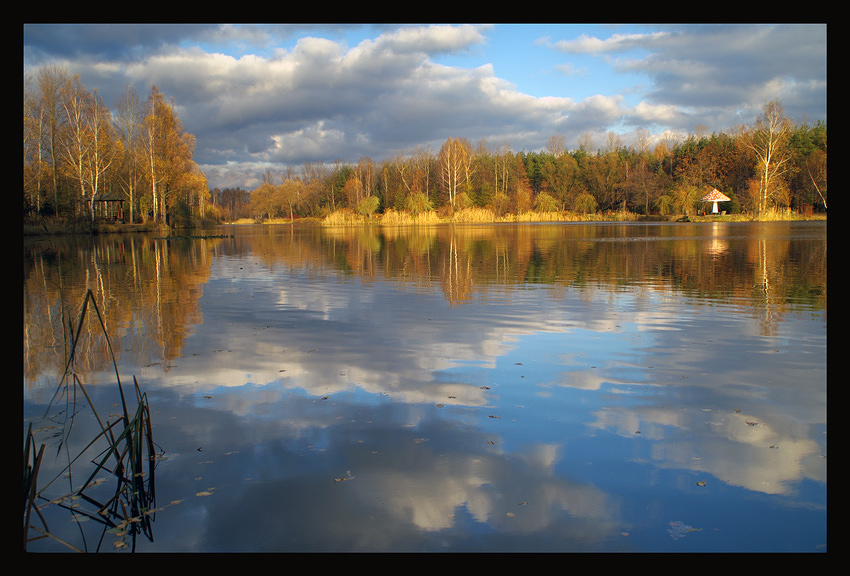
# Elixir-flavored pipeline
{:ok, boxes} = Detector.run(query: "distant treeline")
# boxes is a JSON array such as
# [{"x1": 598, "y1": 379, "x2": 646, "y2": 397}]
[
  {"x1": 24, "y1": 63, "x2": 825, "y2": 229},
  {"x1": 218, "y1": 100, "x2": 826, "y2": 224}
]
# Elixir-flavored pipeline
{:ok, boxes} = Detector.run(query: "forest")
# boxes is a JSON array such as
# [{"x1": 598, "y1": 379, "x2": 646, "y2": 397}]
[{"x1": 24, "y1": 65, "x2": 827, "y2": 230}]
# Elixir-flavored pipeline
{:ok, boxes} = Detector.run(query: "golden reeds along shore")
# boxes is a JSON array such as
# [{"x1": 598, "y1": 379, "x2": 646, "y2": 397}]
[
  {"x1": 319, "y1": 207, "x2": 824, "y2": 226},
  {"x1": 23, "y1": 207, "x2": 825, "y2": 235}
]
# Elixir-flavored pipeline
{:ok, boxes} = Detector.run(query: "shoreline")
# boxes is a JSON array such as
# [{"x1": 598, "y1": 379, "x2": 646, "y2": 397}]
[{"x1": 24, "y1": 211, "x2": 826, "y2": 237}]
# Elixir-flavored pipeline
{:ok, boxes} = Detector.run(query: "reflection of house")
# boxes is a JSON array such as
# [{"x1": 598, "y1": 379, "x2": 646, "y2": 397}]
[{"x1": 93, "y1": 190, "x2": 125, "y2": 221}]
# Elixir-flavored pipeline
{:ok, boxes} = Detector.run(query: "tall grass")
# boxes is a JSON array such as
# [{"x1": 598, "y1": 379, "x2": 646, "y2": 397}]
[
  {"x1": 320, "y1": 205, "x2": 822, "y2": 227},
  {"x1": 24, "y1": 290, "x2": 162, "y2": 552},
  {"x1": 449, "y1": 207, "x2": 500, "y2": 223},
  {"x1": 754, "y1": 208, "x2": 815, "y2": 221},
  {"x1": 379, "y1": 208, "x2": 442, "y2": 225},
  {"x1": 688, "y1": 209, "x2": 826, "y2": 222},
  {"x1": 378, "y1": 207, "x2": 640, "y2": 224},
  {"x1": 322, "y1": 208, "x2": 372, "y2": 226}
]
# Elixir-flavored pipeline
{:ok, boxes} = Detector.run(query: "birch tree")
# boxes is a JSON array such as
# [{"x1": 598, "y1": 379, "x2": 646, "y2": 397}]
[
  {"x1": 86, "y1": 89, "x2": 121, "y2": 220},
  {"x1": 411, "y1": 145, "x2": 433, "y2": 201},
  {"x1": 36, "y1": 65, "x2": 68, "y2": 216},
  {"x1": 355, "y1": 157, "x2": 375, "y2": 199},
  {"x1": 142, "y1": 86, "x2": 194, "y2": 224},
  {"x1": 494, "y1": 142, "x2": 511, "y2": 197},
  {"x1": 23, "y1": 73, "x2": 43, "y2": 213},
  {"x1": 60, "y1": 75, "x2": 94, "y2": 220},
  {"x1": 438, "y1": 137, "x2": 471, "y2": 209},
  {"x1": 59, "y1": 78, "x2": 120, "y2": 224},
  {"x1": 143, "y1": 86, "x2": 168, "y2": 223},
  {"x1": 743, "y1": 99, "x2": 793, "y2": 214},
  {"x1": 114, "y1": 85, "x2": 145, "y2": 223}
]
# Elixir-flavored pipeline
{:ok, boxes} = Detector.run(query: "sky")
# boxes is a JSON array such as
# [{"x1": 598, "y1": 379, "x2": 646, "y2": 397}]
[{"x1": 23, "y1": 23, "x2": 827, "y2": 191}]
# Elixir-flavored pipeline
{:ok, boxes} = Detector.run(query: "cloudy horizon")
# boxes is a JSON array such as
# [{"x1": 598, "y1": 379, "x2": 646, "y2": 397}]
[{"x1": 23, "y1": 23, "x2": 827, "y2": 191}]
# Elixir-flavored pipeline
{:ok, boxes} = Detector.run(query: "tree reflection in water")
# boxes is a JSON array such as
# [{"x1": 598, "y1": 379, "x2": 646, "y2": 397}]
[{"x1": 23, "y1": 222, "x2": 826, "y2": 552}]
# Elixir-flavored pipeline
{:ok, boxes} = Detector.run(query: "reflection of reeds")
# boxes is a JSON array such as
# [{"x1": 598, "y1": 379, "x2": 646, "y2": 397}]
[
  {"x1": 23, "y1": 422, "x2": 53, "y2": 550},
  {"x1": 24, "y1": 289, "x2": 162, "y2": 553}
]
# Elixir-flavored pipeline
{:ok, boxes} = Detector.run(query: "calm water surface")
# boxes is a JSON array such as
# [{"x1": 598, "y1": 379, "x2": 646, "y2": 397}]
[{"x1": 23, "y1": 221, "x2": 827, "y2": 552}]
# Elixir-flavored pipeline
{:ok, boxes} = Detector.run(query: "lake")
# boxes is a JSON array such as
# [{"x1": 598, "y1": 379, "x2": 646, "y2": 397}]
[{"x1": 23, "y1": 220, "x2": 827, "y2": 553}]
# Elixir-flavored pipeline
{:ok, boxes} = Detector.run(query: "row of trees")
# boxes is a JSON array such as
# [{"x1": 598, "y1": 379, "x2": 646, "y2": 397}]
[
  {"x1": 24, "y1": 65, "x2": 208, "y2": 227},
  {"x1": 24, "y1": 63, "x2": 825, "y2": 228},
  {"x1": 234, "y1": 100, "x2": 825, "y2": 223}
]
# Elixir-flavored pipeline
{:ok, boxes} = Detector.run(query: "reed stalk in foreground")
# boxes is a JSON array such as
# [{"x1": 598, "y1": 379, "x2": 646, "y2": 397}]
[{"x1": 24, "y1": 290, "x2": 162, "y2": 552}]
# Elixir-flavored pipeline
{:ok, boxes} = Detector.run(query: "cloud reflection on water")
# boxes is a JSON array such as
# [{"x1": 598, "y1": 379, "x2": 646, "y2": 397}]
[{"x1": 23, "y1": 222, "x2": 826, "y2": 552}]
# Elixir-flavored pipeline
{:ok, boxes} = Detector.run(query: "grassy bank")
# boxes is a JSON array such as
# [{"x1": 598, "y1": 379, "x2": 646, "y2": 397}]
[
  {"x1": 24, "y1": 220, "x2": 168, "y2": 236},
  {"x1": 322, "y1": 207, "x2": 643, "y2": 226},
  {"x1": 686, "y1": 209, "x2": 826, "y2": 223}
]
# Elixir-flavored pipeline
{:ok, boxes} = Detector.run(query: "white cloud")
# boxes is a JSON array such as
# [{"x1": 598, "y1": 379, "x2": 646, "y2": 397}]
[
  {"x1": 629, "y1": 101, "x2": 684, "y2": 125},
  {"x1": 551, "y1": 30, "x2": 670, "y2": 54},
  {"x1": 23, "y1": 23, "x2": 826, "y2": 189}
]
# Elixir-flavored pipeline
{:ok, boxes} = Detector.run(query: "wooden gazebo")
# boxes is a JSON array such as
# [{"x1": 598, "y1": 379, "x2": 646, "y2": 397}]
[{"x1": 93, "y1": 190, "x2": 125, "y2": 222}]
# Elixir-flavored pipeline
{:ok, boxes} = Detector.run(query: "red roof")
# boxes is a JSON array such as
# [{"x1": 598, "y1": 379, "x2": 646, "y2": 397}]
[{"x1": 700, "y1": 188, "x2": 730, "y2": 202}]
